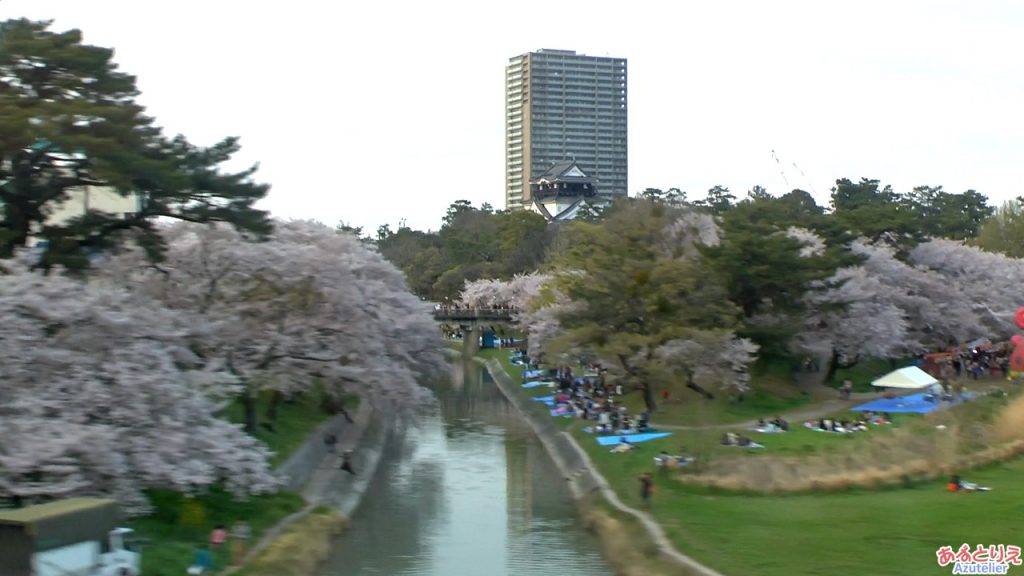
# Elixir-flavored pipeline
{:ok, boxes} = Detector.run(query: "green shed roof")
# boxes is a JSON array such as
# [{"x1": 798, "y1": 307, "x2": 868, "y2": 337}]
[{"x1": 0, "y1": 498, "x2": 115, "y2": 525}]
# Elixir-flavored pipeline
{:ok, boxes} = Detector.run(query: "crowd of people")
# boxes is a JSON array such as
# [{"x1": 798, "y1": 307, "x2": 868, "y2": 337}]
[
  {"x1": 803, "y1": 411, "x2": 891, "y2": 433},
  {"x1": 939, "y1": 340, "x2": 1012, "y2": 380},
  {"x1": 552, "y1": 366, "x2": 654, "y2": 435}
]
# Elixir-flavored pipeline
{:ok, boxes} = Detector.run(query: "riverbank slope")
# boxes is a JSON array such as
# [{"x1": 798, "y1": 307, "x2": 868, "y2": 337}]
[
  {"x1": 476, "y1": 355, "x2": 722, "y2": 576},
  {"x1": 224, "y1": 399, "x2": 389, "y2": 576}
]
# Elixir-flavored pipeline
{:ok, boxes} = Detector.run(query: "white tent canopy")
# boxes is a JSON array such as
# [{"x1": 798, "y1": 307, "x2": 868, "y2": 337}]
[{"x1": 871, "y1": 366, "x2": 939, "y2": 389}]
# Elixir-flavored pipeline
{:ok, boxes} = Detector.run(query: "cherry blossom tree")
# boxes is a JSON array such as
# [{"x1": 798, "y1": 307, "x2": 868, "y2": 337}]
[
  {"x1": 852, "y1": 240, "x2": 987, "y2": 347},
  {"x1": 910, "y1": 238, "x2": 1024, "y2": 338},
  {"x1": 797, "y1": 266, "x2": 910, "y2": 366},
  {"x1": 459, "y1": 272, "x2": 551, "y2": 310},
  {"x1": 786, "y1": 226, "x2": 826, "y2": 257},
  {"x1": 105, "y1": 220, "x2": 445, "y2": 433},
  {"x1": 654, "y1": 331, "x2": 759, "y2": 395},
  {"x1": 795, "y1": 238, "x2": 990, "y2": 380},
  {"x1": 463, "y1": 204, "x2": 755, "y2": 409},
  {"x1": 459, "y1": 272, "x2": 565, "y2": 360},
  {"x1": 0, "y1": 257, "x2": 277, "y2": 513}
]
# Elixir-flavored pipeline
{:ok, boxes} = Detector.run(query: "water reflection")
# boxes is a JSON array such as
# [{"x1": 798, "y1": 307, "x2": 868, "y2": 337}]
[{"x1": 324, "y1": 361, "x2": 611, "y2": 576}]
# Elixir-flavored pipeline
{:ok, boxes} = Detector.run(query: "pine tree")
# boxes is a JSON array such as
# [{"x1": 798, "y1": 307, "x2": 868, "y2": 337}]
[{"x1": 0, "y1": 19, "x2": 271, "y2": 268}]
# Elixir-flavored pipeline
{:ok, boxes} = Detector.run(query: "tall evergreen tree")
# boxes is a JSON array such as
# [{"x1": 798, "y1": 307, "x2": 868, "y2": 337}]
[{"x1": 0, "y1": 19, "x2": 271, "y2": 267}]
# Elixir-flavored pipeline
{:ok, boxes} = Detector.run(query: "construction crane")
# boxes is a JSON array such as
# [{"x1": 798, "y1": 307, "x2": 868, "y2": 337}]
[{"x1": 771, "y1": 149, "x2": 818, "y2": 195}]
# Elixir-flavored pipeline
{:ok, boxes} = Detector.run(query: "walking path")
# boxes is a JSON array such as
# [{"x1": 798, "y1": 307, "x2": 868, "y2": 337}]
[
  {"x1": 657, "y1": 359, "x2": 882, "y2": 432},
  {"x1": 560, "y1": 430, "x2": 727, "y2": 576},
  {"x1": 220, "y1": 400, "x2": 376, "y2": 575},
  {"x1": 654, "y1": 396, "x2": 873, "y2": 432}
]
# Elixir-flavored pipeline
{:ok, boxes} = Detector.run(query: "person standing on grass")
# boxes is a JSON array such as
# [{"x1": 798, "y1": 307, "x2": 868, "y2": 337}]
[
  {"x1": 209, "y1": 524, "x2": 227, "y2": 550},
  {"x1": 230, "y1": 520, "x2": 252, "y2": 566},
  {"x1": 639, "y1": 472, "x2": 654, "y2": 505}
]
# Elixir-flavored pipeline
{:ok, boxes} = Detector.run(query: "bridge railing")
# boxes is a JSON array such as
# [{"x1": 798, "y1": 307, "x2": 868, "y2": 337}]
[{"x1": 432, "y1": 306, "x2": 519, "y2": 321}]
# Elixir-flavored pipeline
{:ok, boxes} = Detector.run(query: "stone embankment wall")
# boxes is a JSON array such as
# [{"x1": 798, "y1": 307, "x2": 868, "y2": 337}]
[
  {"x1": 476, "y1": 357, "x2": 603, "y2": 498},
  {"x1": 226, "y1": 398, "x2": 389, "y2": 576},
  {"x1": 478, "y1": 357, "x2": 725, "y2": 576}
]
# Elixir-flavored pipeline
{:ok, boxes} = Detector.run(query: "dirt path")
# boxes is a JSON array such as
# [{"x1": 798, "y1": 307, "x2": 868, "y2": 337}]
[
  {"x1": 654, "y1": 358, "x2": 882, "y2": 432},
  {"x1": 654, "y1": 397, "x2": 871, "y2": 432}
]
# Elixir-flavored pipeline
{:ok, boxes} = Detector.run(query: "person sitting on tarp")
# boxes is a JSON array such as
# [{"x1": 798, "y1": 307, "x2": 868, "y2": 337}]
[
  {"x1": 947, "y1": 475, "x2": 991, "y2": 492},
  {"x1": 721, "y1": 432, "x2": 738, "y2": 446},
  {"x1": 610, "y1": 437, "x2": 638, "y2": 453},
  {"x1": 775, "y1": 416, "x2": 789, "y2": 431},
  {"x1": 655, "y1": 450, "x2": 674, "y2": 467},
  {"x1": 654, "y1": 449, "x2": 693, "y2": 468}
]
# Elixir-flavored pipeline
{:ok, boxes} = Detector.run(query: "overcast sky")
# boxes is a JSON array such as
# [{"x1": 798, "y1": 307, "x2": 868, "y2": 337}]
[{"x1": 6, "y1": 1, "x2": 1024, "y2": 232}]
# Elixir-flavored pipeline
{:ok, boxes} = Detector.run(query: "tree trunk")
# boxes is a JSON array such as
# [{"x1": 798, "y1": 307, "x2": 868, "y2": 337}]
[
  {"x1": 824, "y1": 348, "x2": 859, "y2": 385},
  {"x1": 242, "y1": 385, "x2": 258, "y2": 435},
  {"x1": 685, "y1": 380, "x2": 715, "y2": 400},
  {"x1": 0, "y1": 205, "x2": 30, "y2": 258},
  {"x1": 641, "y1": 383, "x2": 656, "y2": 412},
  {"x1": 824, "y1": 348, "x2": 840, "y2": 384},
  {"x1": 265, "y1": 390, "x2": 284, "y2": 422}
]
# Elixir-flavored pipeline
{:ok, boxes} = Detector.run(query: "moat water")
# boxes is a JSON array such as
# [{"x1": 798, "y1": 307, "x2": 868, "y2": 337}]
[{"x1": 323, "y1": 361, "x2": 612, "y2": 576}]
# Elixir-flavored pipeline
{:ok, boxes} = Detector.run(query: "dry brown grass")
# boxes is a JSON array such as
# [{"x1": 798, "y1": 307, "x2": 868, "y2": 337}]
[
  {"x1": 243, "y1": 510, "x2": 348, "y2": 576},
  {"x1": 580, "y1": 497, "x2": 689, "y2": 576},
  {"x1": 993, "y1": 392, "x2": 1024, "y2": 442},
  {"x1": 677, "y1": 392, "x2": 1024, "y2": 493}
]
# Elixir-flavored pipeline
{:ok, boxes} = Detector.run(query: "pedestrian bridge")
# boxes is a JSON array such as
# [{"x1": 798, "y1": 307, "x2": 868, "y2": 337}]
[
  {"x1": 432, "y1": 306, "x2": 515, "y2": 323},
  {"x1": 433, "y1": 306, "x2": 517, "y2": 359}
]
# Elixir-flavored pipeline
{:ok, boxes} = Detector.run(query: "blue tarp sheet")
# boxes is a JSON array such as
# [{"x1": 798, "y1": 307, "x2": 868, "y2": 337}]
[
  {"x1": 531, "y1": 395, "x2": 555, "y2": 402},
  {"x1": 522, "y1": 380, "x2": 555, "y2": 389},
  {"x1": 852, "y1": 392, "x2": 976, "y2": 414},
  {"x1": 524, "y1": 369, "x2": 545, "y2": 379},
  {"x1": 596, "y1": 432, "x2": 672, "y2": 446}
]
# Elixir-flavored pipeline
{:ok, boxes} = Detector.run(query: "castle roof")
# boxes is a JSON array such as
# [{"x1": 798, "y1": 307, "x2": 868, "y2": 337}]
[{"x1": 532, "y1": 160, "x2": 593, "y2": 184}]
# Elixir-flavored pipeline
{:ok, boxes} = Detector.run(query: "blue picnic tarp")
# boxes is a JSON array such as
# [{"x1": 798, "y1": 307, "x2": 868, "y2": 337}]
[
  {"x1": 596, "y1": 432, "x2": 672, "y2": 446},
  {"x1": 524, "y1": 369, "x2": 544, "y2": 379},
  {"x1": 522, "y1": 380, "x2": 555, "y2": 389},
  {"x1": 852, "y1": 391, "x2": 976, "y2": 414}
]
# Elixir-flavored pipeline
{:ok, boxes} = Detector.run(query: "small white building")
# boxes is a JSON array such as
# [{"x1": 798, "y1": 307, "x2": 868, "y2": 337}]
[
  {"x1": 45, "y1": 184, "x2": 141, "y2": 226},
  {"x1": 5, "y1": 145, "x2": 143, "y2": 246}
]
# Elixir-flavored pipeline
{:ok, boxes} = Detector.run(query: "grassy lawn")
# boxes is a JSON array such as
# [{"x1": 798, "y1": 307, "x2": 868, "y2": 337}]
[
  {"x1": 131, "y1": 488, "x2": 305, "y2": 576},
  {"x1": 832, "y1": 357, "x2": 912, "y2": 392},
  {"x1": 574, "y1": 425, "x2": 1024, "y2": 576},
  {"x1": 222, "y1": 387, "x2": 359, "y2": 466},
  {"x1": 479, "y1": 347, "x2": 527, "y2": 380},
  {"x1": 669, "y1": 414, "x2": 920, "y2": 458},
  {"x1": 480, "y1": 351, "x2": 1024, "y2": 575},
  {"x1": 129, "y1": 388, "x2": 349, "y2": 575}
]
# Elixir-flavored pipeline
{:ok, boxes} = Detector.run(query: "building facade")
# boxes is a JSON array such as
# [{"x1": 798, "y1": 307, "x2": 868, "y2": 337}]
[
  {"x1": 45, "y1": 185, "x2": 141, "y2": 227},
  {"x1": 505, "y1": 49, "x2": 627, "y2": 210},
  {"x1": 526, "y1": 160, "x2": 606, "y2": 222}
]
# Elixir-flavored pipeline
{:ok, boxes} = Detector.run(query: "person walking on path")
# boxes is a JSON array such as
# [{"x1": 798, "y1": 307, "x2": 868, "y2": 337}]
[
  {"x1": 339, "y1": 449, "x2": 357, "y2": 476},
  {"x1": 639, "y1": 472, "x2": 654, "y2": 506},
  {"x1": 841, "y1": 379, "x2": 853, "y2": 400},
  {"x1": 323, "y1": 432, "x2": 338, "y2": 455}
]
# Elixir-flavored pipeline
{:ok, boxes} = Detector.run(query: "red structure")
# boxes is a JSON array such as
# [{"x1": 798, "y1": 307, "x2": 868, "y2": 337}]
[{"x1": 1010, "y1": 308, "x2": 1024, "y2": 371}]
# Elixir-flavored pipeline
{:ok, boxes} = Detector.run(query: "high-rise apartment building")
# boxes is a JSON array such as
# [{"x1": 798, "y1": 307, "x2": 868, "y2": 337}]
[{"x1": 505, "y1": 49, "x2": 627, "y2": 210}]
